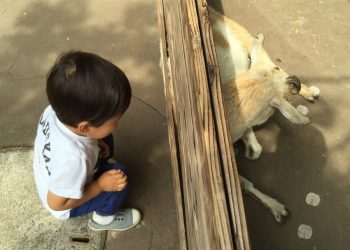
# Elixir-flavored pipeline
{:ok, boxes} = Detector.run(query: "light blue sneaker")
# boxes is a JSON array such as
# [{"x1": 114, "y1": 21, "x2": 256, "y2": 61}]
[{"x1": 88, "y1": 209, "x2": 141, "y2": 231}]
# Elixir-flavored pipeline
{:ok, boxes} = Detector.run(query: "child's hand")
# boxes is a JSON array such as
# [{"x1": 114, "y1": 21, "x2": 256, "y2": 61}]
[
  {"x1": 97, "y1": 169, "x2": 127, "y2": 192},
  {"x1": 98, "y1": 139, "x2": 110, "y2": 159}
]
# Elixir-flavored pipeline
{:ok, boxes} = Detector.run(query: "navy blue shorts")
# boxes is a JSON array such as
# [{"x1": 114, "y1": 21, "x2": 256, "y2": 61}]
[{"x1": 69, "y1": 134, "x2": 128, "y2": 217}]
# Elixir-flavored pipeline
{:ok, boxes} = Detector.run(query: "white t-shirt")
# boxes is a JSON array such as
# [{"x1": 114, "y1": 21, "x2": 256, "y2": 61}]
[{"x1": 33, "y1": 106, "x2": 100, "y2": 219}]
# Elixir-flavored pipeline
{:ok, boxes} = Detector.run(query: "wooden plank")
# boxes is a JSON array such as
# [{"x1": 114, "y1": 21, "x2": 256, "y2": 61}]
[
  {"x1": 194, "y1": 2, "x2": 250, "y2": 249},
  {"x1": 157, "y1": 1, "x2": 187, "y2": 249},
  {"x1": 183, "y1": 2, "x2": 235, "y2": 249},
  {"x1": 157, "y1": 0, "x2": 250, "y2": 249}
]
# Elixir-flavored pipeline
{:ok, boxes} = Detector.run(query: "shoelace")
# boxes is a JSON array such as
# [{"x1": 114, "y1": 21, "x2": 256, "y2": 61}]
[{"x1": 115, "y1": 211, "x2": 126, "y2": 221}]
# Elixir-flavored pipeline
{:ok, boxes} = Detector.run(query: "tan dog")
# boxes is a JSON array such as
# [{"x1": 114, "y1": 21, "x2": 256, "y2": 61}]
[{"x1": 209, "y1": 8, "x2": 320, "y2": 222}]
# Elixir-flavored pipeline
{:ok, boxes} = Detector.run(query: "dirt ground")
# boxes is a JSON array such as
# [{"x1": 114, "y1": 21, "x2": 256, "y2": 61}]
[{"x1": 209, "y1": 0, "x2": 350, "y2": 249}]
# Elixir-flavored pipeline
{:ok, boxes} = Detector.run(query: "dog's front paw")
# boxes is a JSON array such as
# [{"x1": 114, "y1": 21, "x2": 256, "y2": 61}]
[
  {"x1": 255, "y1": 33, "x2": 264, "y2": 42},
  {"x1": 296, "y1": 105, "x2": 309, "y2": 115},
  {"x1": 309, "y1": 86, "x2": 320, "y2": 98},
  {"x1": 294, "y1": 116, "x2": 311, "y2": 125},
  {"x1": 245, "y1": 143, "x2": 262, "y2": 160},
  {"x1": 292, "y1": 112, "x2": 311, "y2": 125},
  {"x1": 300, "y1": 115, "x2": 311, "y2": 125},
  {"x1": 304, "y1": 86, "x2": 320, "y2": 102}
]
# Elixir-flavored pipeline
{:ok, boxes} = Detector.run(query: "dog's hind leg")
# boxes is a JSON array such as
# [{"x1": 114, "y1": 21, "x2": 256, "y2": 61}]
[
  {"x1": 270, "y1": 95, "x2": 311, "y2": 124},
  {"x1": 242, "y1": 128, "x2": 262, "y2": 160},
  {"x1": 299, "y1": 83, "x2": 320, "y2": 102},
  {"x1": 239, "y1": 175, "x2": 289, "y2": 223}
]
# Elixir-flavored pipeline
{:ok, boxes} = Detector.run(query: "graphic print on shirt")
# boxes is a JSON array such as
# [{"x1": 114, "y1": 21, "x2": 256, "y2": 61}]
[{"x1": 39, "y1": 114, "x2": 51, "y2": 176}]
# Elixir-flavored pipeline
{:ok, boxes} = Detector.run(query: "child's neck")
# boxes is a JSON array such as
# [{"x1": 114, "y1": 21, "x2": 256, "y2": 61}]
[{"x1": 65, "y1": 124, "x2": 87, "y2": 137}]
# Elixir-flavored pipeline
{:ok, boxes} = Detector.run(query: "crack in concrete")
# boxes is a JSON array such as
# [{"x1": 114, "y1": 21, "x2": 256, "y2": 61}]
[
  {"x1": 0, "y1": 144, "x2": 34, "y2": 151},
  {"x1": 132, "y1": 94, "x2": 166, "y2": 119},
  {"x1": 7, "y1": 49, "x2": 21, "y2": 72},
  {"x1": 137, "y1": 168, "x2": 155, "y2": 250}
]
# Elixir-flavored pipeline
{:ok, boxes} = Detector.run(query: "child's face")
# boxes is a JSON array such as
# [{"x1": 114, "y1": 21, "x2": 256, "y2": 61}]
[{"x1": 84, "y1": 115, "x2": 122, "y2": 139}]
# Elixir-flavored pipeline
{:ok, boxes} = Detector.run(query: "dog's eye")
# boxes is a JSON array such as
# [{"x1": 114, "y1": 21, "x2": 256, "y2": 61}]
[{"x1": 273, "y1": 66, "x2": 280, "y2": 71}]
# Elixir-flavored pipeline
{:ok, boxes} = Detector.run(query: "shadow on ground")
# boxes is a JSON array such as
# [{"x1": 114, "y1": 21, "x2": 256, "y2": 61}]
[
  {"x1": 0, "y1": 0, "x2": 164, "y2": 146},
  {"x1": 0, "y1": 1, "x2": 178, "y2": 249}
]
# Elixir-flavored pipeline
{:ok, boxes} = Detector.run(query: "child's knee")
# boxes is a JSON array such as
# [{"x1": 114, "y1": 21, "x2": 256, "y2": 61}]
[{"x1": 111, "y1": 163, "x2": 128, "y2": 176}]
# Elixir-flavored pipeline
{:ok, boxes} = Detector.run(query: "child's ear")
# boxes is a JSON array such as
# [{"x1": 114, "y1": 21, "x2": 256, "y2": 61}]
[{"x1": 77, "y1": 121, "x2": 91, "y2": 134}]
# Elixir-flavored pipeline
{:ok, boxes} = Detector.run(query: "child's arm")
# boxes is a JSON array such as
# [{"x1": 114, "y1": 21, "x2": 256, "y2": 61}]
[
  {"x1": 47, "y1": 169, "x2": 127, "y2": 211},
  {"x1": 98, "y1": 139, "x2": 110, "y2": 159}
]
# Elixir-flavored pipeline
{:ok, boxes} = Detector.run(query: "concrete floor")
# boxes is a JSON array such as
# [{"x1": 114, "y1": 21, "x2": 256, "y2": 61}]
[
  {"x1": 1, "y1": 0, "x2": 349, "y2": 249},
  {"x1": 209, "y1": 0, "x2": 350, "y2": 249},
  {"x1": 0, "y1": 0, "x2": 178, "y2": 249}
]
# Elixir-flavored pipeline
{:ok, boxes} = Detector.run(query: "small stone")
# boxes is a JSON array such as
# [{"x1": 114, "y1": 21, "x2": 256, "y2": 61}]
[
  {"x1": 306, "y1": 192, "x2": 320, "y2": 206},
  {"x1": 298, "y1": 224, "x2": 313, "y2": 239}
]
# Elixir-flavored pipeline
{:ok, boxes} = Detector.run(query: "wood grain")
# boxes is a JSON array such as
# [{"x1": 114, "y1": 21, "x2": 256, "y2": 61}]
[{"x1": 157, "y1": 0, "x2": 250, "y2": 249}]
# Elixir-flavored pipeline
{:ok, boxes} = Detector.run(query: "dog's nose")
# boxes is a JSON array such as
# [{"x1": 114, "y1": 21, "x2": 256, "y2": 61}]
[{"x1": 287, "y1": 75, "x2": 301, "y2": 94}]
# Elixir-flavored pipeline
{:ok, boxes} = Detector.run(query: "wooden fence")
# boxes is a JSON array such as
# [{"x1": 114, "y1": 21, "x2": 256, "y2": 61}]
[{"x1": 157, "y1": 0, "x2": 250, "y2": 249}]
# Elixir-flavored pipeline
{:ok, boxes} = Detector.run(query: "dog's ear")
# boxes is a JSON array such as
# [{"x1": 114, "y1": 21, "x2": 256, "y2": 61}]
[
  {"x1": 269, "y1": 96, "x2": 311, "y2": 125},
  {"x1": 250, "y1": 33, "x2": 264, "y2": 65}
]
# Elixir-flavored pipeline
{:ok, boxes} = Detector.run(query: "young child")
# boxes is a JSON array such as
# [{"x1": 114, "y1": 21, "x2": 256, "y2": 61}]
[{"x1": 33, "y1": 51, "x2": 141, "y2": 231}]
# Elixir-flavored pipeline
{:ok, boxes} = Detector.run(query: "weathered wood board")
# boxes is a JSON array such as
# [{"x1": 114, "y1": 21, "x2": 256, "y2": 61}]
[{"x1": 157, "y1": 0, "x2": 250, "y2": 249}]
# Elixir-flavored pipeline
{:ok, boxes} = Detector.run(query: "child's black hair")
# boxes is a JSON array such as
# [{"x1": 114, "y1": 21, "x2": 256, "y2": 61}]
[{"x1": 46, "y1": 51, "x2": 132, "y2": 127}]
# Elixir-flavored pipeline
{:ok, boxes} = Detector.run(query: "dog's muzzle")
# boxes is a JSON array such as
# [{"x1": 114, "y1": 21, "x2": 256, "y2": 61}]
[{"x1": 287, "y1": 75, "x2": 301, "y2": 95}]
